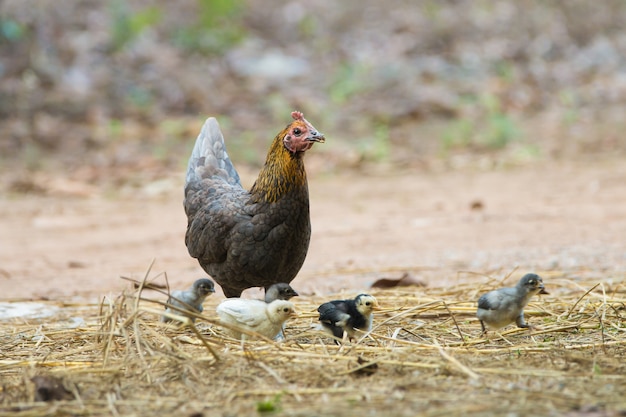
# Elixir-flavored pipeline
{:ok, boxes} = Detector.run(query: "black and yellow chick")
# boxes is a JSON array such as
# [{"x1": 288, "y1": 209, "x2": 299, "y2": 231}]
[{"x1": 318, "y1": 294, "x2": 379, "y2": 342}]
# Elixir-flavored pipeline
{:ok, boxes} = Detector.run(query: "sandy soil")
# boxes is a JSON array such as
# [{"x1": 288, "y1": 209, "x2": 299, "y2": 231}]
[{"x1": 1, "y1": 159, "x2": 625, "y2": 303}]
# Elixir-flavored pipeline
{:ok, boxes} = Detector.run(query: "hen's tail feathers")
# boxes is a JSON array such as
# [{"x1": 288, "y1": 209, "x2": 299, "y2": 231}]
[{"x1": 186, "y1": 117, "x2": 241, "y2": 186}]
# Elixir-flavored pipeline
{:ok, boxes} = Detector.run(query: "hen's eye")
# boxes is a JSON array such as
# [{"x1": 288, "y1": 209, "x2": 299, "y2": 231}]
[{"x1": 293, "y1": 128, "x2": 302, "y2": 135}]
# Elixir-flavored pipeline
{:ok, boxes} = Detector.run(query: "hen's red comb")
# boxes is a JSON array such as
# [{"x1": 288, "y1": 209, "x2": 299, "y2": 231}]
[{"x1": 291, "y1": 111, "x2": 304, "y2": 121}]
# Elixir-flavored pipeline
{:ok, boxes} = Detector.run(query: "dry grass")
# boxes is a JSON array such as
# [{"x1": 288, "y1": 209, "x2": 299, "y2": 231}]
[{"x1": 1, "y1": 270, "x2": 626, "y2": 417}]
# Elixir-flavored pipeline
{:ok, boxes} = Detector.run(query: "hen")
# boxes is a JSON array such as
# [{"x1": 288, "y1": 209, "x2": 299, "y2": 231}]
[{"x1": 184, "y1": 111, "x2": 324, "y2": 298}]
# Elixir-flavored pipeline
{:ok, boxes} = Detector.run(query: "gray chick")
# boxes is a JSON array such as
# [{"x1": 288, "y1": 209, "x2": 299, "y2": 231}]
[
  {"x1": 476, "y1": 273, "x2": 548, "y2": 333},
  {"x1": 265, "y1": 283, "x2": 299, "y2": 303},
  {"x1": 161, "y1": 278, "x2": 215, "y2": 323}
]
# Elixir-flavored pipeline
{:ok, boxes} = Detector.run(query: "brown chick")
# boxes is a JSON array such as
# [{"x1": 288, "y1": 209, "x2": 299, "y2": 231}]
[{"x1": 184, "y1": 111, "x2": 325, "y2": 298}]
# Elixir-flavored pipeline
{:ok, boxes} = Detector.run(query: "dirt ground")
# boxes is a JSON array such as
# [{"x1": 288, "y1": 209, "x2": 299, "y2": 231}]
[{"x1": 1, "y1": 157, "x2": 624, "y2": 303}]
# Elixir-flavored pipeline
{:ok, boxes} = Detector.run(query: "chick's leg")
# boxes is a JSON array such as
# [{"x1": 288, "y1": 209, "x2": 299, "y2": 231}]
[
  {"x1": 480, "y1": 320, "x2": 487, "y2": 335},
  {"x1": 515, "y1": 312, "x2": 529, "y2": 328}
]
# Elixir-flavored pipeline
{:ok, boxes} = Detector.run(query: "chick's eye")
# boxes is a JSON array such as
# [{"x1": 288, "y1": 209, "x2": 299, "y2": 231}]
[
  {"x1": 365, "y1": 302, "x2": 371, "y2": 306},
  {"x1": 293, "y1": 128, "x2": 302, "y2": 136},
  {"x1": 283, "y1": 308, "x2": 289, "y2": 313}
]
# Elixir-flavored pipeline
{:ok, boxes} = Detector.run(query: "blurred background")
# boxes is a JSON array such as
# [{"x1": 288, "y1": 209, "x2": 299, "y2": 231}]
[{"x1": 1, "y1": 0, "x2": 626, "y2": 195}]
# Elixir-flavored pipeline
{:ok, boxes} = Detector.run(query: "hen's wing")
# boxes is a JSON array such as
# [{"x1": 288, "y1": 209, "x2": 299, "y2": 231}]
[{"x1": 216, "y1": 299, "x2": 268, "y2": 327}]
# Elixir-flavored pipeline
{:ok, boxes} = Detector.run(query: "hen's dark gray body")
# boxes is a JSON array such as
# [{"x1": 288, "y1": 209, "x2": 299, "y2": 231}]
[{"x1": 184, "y1": 116, "x2": 322, "y2": 298}]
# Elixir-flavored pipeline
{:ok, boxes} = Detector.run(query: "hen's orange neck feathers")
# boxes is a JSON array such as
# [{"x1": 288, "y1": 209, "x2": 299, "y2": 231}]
[
  {"x1": 250, "y1": 125, "x2": 308, "y2": 203},
  {"x1": 250, "y1": 112, "x2": 323, "y2": 204}
]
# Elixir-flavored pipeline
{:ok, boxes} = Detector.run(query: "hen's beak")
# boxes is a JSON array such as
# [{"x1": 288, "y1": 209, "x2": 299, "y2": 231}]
[{"x1": 307, "y1": 130, "x2": 325, "y2": 143}]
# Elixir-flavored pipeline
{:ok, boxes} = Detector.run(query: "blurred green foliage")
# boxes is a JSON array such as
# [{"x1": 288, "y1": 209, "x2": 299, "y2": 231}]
[
  {"x1": 173, "y1": 0, "x2": 246, "y2": 54},
  {"x1": 329, "y1": 63, "x2": 370, "y2": 104},
  {"x1": 265, "y1": 92, "x2": 293, "y2": 123},
  {"x1": 443, "y1": 93, "x2": 521, "y2": 151},
  {"x1": 297, "y1": 15, "x2": 318, "y2": 38},
  {"x1": 107, "y1": 119, "x2": 124, "y2": 139},
  {"x1": 110, "y1": 1, "x2": 162, "y2": 51},
  {"x1": 442, "y1": 117, "x2": 473, "y2": 150},
  {"x1": 0, "y1": 18, "x2": 26, "y2": 42},
  {"x1": 559, "y1": 89, "x2": 580, "y2": 126},
  {"x1": 108, "y1": 0, "x2": 245, "y2": 54},
  {"x1": 154, "y1": 119, "x2": 188, "y2": 161},
  {"x1": 21, "y1": 143, "x2": 43, "y2": 171},
  {"x1": 480, "y1": 93, "x2": 520, "y2": 148},
  {"x1": 127, "y1": 85, "x2": 154, "y2": 109},
  {"x1": 360, "y1": 122, "x2": 390, "y2": 162},
  {"x1": 256, "y1": 394, "x2": 282, "y2": 413}
]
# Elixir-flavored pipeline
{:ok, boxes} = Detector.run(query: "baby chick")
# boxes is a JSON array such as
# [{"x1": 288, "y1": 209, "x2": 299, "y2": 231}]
[
  {"x1": 476, "y1": 273, "x2": 548, "y2": 333},
  {"x1": 216, "y1": 299, "x2": 296, "y2": 340},
  {"x1": 161, "y1": 278, "x2": 215, "y2": 323},
  {"x1": 264, "y1": 283, "x2": 298, "y2": 340},
  {"x1": 264, "y1": 283, "x2": 299, "y2": 303},
  {"x1": 318, "y1": 294, "x2": 379, "y2": 342}
]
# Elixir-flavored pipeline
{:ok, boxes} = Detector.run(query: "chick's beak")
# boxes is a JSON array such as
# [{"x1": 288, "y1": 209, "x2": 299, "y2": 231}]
[
  {"x1": 538, "y1": 285, "x2": 548, "y2": 295},
  {"x1": 307, "y1": 130, "x2": 325, "y2": 143}
]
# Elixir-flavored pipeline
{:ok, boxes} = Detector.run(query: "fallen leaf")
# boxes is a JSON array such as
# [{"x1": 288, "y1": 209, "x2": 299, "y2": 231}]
[
  {"x1": 470, "y1": 199, "x2": 484, "y2": 211},
  {"x1": 371, "y1": 273, "x2": 426, "y2": 289}
]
